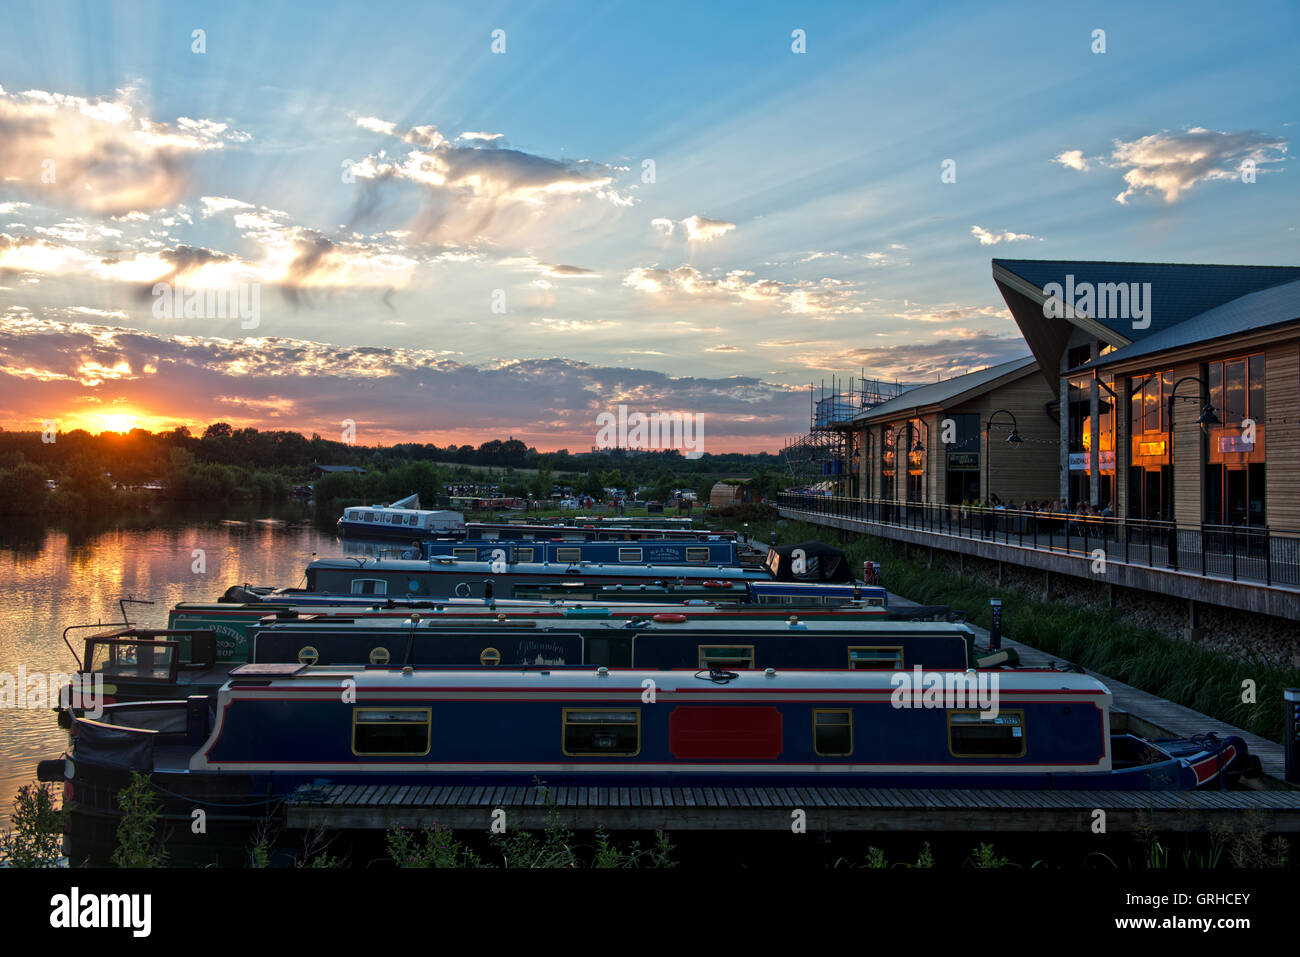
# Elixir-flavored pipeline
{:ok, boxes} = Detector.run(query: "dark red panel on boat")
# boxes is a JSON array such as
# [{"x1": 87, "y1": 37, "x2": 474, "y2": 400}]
[{"x1": 668, "y1": 707, "x2": 783, "y2": 760}]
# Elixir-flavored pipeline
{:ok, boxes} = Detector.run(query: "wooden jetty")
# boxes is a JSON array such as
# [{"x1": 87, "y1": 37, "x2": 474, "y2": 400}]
[{"x1": 285, "y1": 783, "x2": 1300, "y2": 833}]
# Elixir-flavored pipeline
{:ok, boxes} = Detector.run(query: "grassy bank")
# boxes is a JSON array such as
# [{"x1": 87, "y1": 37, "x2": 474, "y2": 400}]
[{"x1": 747, "y1": 518, "x2": 1299, "y2": 744}]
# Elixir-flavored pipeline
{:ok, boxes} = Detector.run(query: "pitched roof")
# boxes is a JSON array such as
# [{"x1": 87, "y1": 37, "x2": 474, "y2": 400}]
[
  {"x1": 993, "y1": 259, "x2": 1300, "y2": 342},
  {"x1": 1076, "y1": 278, "x2": 1300, "y2": 373},
  {"x1": 852, "y1": 355, "x2": 1037, "y2": 423}
]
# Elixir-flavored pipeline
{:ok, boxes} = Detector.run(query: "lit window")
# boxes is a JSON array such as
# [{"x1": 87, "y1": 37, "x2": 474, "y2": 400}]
[
  {"x1": 350, "y1": 578, "x2": 388, "y2": 595},
  {"x1": 618, "y1": 547, "x2": 643, "y2": 562}
]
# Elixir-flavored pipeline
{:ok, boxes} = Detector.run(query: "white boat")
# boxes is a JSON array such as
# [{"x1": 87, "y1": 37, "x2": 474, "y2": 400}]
[{"x1": 337, "y1": 493, "x2": 466, "y2": 541}]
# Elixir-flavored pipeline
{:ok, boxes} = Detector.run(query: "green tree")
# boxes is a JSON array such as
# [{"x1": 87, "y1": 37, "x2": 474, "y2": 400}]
[
  {"x1": 0, "y1": 461, "x2": 49, "y2": 513},
  {"x1": 531, "y1": 457, "x2": 555, "y2": 500},
  {"x1": 0, "y1": 783, "x2": 66, "y2": 867}
]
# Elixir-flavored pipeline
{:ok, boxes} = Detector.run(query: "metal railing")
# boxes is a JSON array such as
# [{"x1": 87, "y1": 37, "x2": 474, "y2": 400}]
[{"x1": 776, "y1": 493, "x2": 1300, "y2": 588}]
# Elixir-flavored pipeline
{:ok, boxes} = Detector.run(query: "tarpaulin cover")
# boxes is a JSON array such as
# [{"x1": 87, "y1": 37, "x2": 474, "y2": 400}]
[
  {"x1": 764, "y1": 541, "x2": 855, "y2": 582},
  {"x1": 74, "y1": 720, "x2": 156, "y2": 771}
]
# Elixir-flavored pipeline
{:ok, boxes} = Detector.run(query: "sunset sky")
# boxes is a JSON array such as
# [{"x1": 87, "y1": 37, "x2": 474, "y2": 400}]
[{"x1": 0, "y1": 0, "x2": 1295, "y2": 452}]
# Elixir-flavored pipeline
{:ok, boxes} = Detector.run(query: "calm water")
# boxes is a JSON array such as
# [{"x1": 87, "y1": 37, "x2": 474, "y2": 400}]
[{"x1": 0, "y1": 504, "x2": 344, "y2": 811}]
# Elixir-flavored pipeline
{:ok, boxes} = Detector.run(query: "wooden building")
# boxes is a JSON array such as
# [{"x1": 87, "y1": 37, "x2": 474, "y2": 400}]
[
  {"x1": 994, "y1": 260, "x2": 1300, "y2": 527},
  {"x1": 850, "y1": 356, "x2": 1058, "y2": 506},
  {"x1": 709, "y1": 479, "x2": 759, "y2": 508}
]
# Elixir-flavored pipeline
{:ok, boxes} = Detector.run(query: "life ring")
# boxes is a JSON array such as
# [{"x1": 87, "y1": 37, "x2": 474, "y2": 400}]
[{"x1": 652, "y1": 613, "x2": 688, "y2": 623}]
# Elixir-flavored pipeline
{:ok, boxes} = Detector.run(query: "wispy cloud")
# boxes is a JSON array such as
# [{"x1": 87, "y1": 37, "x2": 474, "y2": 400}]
[
  {"x1": 652, "y1": 214, "x2": 736, "y2": 242},
  {"x1": 1055, "y1": 128, "x2": 1288, "y2": 204},
  {"x1": 971, "y1": 225, "x2": 1042, "y2": 246},
  {"x1": 623, "y1": 264, "x2": 862, "y2": 316},
  {"x1": 347, "y1": 117, "x2": 630, "y2": 243},
  {"x1": 0, "y1": 85, "x2": 248, "y2": 214}
]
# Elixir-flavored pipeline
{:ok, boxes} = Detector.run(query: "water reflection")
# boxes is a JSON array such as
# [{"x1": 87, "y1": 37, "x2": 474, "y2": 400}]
[{"x1": 0, "y1": 504, "x2": 342, "y2": 810}]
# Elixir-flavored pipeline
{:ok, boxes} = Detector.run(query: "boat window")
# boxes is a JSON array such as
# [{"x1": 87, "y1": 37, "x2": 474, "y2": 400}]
[
  {"x1": 479, "y1": 647, "x2": 501, "y2": 666},
  {"x1": 298, "y1": 646, "x2": 319, "y2": 665},
  {"x1": 366, "y1": 512, "x2": 376, "y2": 522},
  {"x1": 948, "y1": 711, "x2": 1026, "y2": 758},
  {"x1": 556, "y1": 547, "x2": 582, "y2": 563},
  {"x1": 452, "y1": 548, "x2": 478, "y2": 560},
  {"x1": 698, "y1": 645, "x2": 754, "y2": 669},
  {"x1": 368, "y1": 647, "x2": 390, "y2": 665},
  {"x1": 685, "y1": 547, "x2": 710, "y2": 563},
  {"x1": 813, "y1": 709, "x2": 853, "y2": 756},
  {"x1": 350, "y1": 578, "x2": 388, "y2": 595},
  {"x1": 352, "y1": 708, "x2": 431, "y2": 756},
  {"x1": 516, "y1": 547, "x2": 534, "y2": 563},
  {"x1": 562, "y1": 709, "x2": 640, "y2": 756},
  {"x1": 86, "y1": 640, "x2": 176, "y2": 681},
  {"x1": 848, "y1": 646, "x2": 904, "y2": 670},
  {"x1": 618, "y1": 547, "x2": 643, "y2": 563},
  {"x1": 406, "y1": 515, "x2": 418, "y2": 526}
]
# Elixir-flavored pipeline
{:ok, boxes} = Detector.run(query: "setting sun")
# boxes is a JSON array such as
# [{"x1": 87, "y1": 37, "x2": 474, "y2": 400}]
[{"x1": 56, "y1": 408, "x2": 184, "y2": 435}]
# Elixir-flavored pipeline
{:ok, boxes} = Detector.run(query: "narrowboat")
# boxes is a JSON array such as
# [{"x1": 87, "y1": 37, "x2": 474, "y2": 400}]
[
  {"x1": 465, "y1": 522, "x2": 735, "y2": 542},
  {"x1": 173, "y1": 587, "x2": 893, "y2": 662},
  {"x1": 417, "y1": 537, "x2": 738, "y2": 566},
  {"x1": 337, "y1": 494, "x2": 466, "y2": 541},
  {"x1": 45, "y1": 669, "x2": 1254, "y2": 858},
  {"x1": 59, "y1": 615, "x2": 983, "y2": 711},
  {"x1": 300, "y1": 556, "x2": 774, "y2": 600}
]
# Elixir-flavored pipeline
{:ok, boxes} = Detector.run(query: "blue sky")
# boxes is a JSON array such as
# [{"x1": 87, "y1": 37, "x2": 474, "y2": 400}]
[{"x1": 0, "y1": 0, "x2": 1295, "y2": 450}]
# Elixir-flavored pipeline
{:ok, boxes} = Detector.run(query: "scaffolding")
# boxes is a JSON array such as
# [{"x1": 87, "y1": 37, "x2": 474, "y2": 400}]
[{"x1": 781, "y1": 373, "x2": 902, "y2": 494}]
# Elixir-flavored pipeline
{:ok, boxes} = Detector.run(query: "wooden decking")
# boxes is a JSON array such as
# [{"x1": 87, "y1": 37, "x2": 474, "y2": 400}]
[{"x1": 284, "y1": 782, "x2": 1300, "y2": 832}]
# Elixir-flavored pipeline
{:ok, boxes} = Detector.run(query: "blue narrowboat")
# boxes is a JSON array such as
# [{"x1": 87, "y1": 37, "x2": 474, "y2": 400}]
[
  {"x1": 50, "y1": 668, "x2": 1252, "y2": 814},
  {"x1": 465, "y1": 522, "x2": 735, "y2": 542},
  {"x1": 417, "y1": 538, "x2": 738, "y2": 566},
  {"x1": 301, "y1": 556, "x2": 773, "y2": 600},
  {"x1": 60, "y1": 615, "x2": 975, "y2": 711}
]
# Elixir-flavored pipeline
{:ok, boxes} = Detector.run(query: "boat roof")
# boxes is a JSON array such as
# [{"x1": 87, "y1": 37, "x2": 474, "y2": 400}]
[
  {"x1": 251, "y1": 616, "x2": 972, "y2": 635},
  {"x1": 307, "y1": 557, "x2": 768, "y2": 577},
  {"x1": 224, "y1": 666, "x2": 1110, "y2": 696}
]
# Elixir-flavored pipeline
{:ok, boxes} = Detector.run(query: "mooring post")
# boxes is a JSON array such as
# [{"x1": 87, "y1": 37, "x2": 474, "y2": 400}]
[{"x1": 1286, "y1": 689, "x2": 1300, "y2": 785}]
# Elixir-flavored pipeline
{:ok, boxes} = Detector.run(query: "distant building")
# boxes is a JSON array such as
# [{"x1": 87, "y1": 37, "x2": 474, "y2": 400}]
[
  {"x1": 312, "y1": 464, "x2": 366, "y2": 477},
  {"x1": 710, "y1": 479, "x2": 759, "y2": 508}
]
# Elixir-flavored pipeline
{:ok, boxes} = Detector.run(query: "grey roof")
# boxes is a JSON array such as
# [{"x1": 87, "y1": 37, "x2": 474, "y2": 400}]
[
  {"x1": 1076, "y1": 278, "x2": 1300, "y2": 373},
  {"x1": 993, "y1": 259, "x2": 1300, "y2": 342},
  {"x1": 852, "y1": 355, "x2": 1037, "y2": 423}
]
